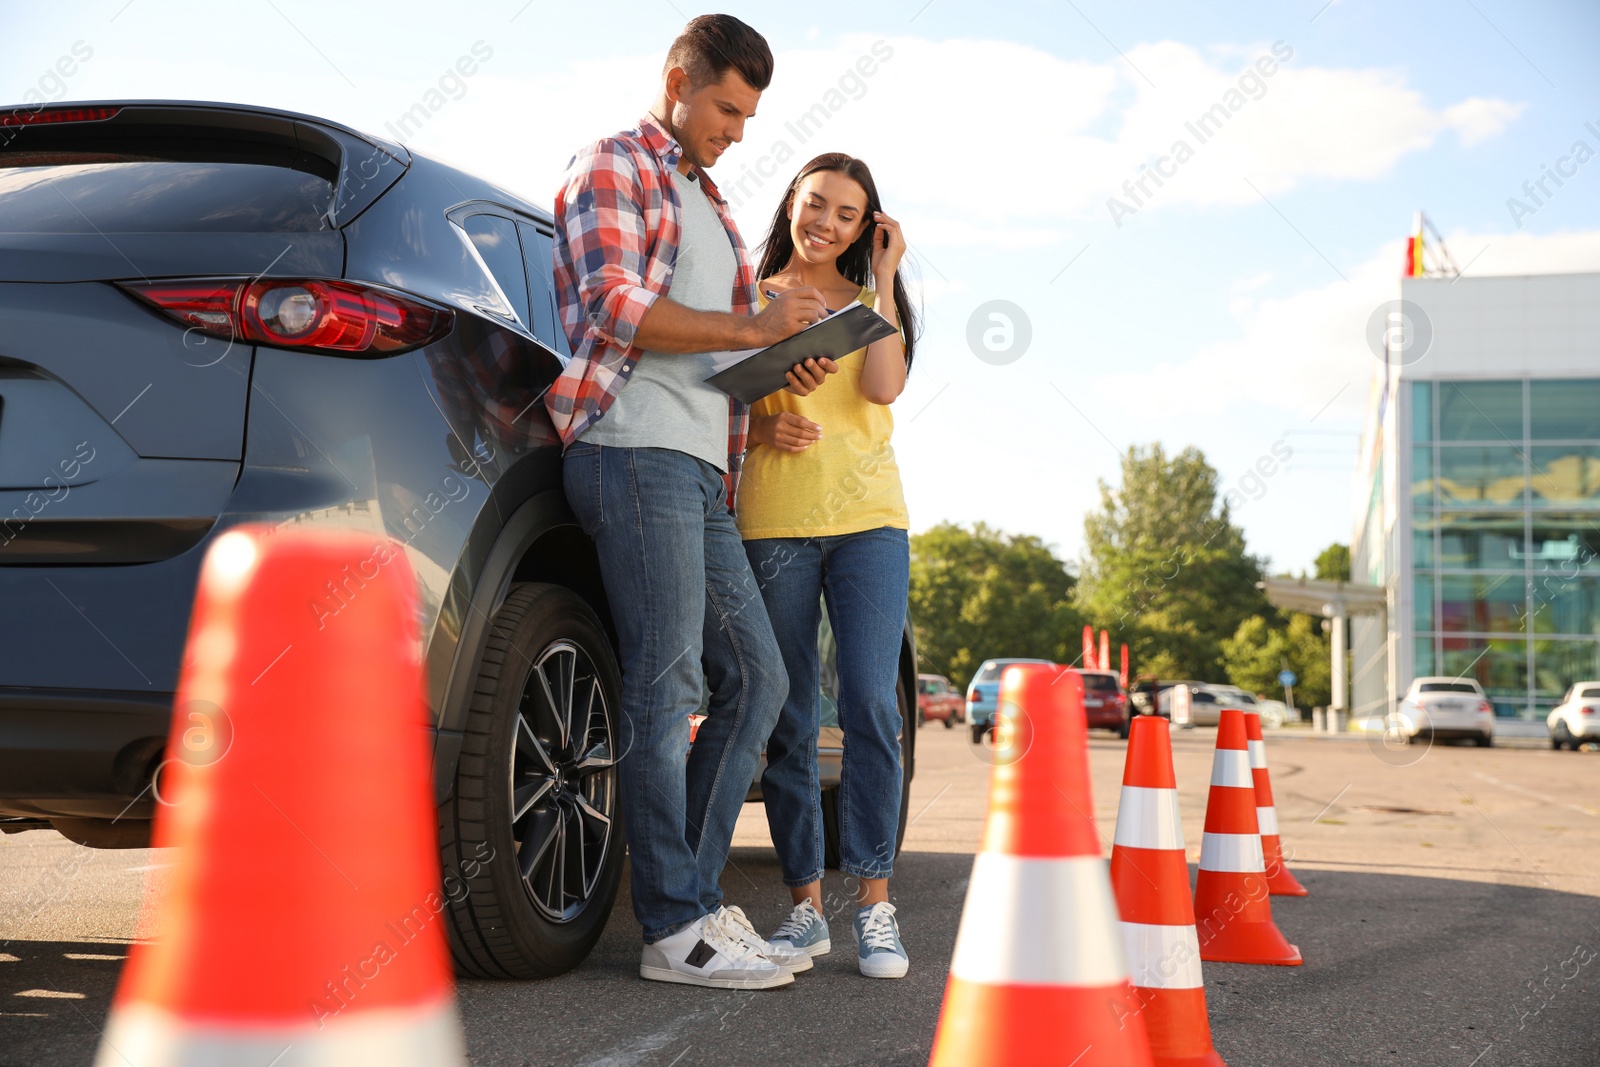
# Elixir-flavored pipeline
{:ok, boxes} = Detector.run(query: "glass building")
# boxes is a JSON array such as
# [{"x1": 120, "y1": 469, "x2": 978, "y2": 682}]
[{"x1": 1352, "y1": 271, "x2": 1600, "y2": 724}]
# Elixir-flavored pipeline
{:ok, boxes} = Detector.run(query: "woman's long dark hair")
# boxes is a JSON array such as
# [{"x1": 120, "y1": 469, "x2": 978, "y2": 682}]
[{"x1": 754, "y1": 152, "x2": 918, "y2": 373}]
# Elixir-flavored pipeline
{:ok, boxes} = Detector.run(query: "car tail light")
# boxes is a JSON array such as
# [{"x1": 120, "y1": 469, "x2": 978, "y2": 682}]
[
  {"x1": 118, "y1": 278, "x2": 452, "y2": 356},
  {"x1": 1479, "y1": 701, "x2": 1492, "y2": 715},
  {"x1": 968, "y1": 691, "x2": 978, "y2": 705},
  {"x1": 1583, "y1": 706, "x2": 1597, "y2": 716},
  {"x1": 0, "y1": 105, "x2": 121, "y2": 128}
]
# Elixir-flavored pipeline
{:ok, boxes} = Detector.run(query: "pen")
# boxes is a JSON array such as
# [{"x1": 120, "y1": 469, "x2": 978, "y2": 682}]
[{"x1": 762, "y1": 289, "x2": 839, "y2": 315}]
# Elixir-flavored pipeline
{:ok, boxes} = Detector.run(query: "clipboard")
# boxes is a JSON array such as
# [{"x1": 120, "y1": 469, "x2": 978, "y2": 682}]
[{"x1": 704, "y1": 302, "x2": 898, "y2": 405}]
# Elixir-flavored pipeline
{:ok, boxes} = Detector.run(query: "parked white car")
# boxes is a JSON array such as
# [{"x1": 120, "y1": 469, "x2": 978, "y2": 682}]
[
  {"x1": 1393, "y1": 677, "x2": 1495, "y2": 746},
  {"x1": 1547, "y1": 681, "x2": 1600, "y2": 750},
  {"x1": 1255, "y1": 698, "x2": 1292, "y2": 729}
]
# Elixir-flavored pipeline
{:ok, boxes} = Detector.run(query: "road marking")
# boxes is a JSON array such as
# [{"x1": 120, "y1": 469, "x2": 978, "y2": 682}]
[{"x1": 1472, "y1": 770, "x2": 1597, "y2": 817}]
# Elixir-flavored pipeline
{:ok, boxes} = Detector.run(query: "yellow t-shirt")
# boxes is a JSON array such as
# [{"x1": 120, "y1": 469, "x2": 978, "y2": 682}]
[{"x1": 736, "y1": 287, "x2": 910, "y2": 540}]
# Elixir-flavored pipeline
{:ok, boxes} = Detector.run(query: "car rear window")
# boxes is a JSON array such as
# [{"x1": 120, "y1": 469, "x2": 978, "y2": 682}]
[
  {"x1": 1582, "y1": 687, "x2": 1600, "y2": 700},
  {"x1": 1082, "y1": 674, "x2": 1120, "y2": 694},
  {"x1": 1191, "y1": 691, "x2": 1217, "y2": 703},
  {"x1": 1418, "y1": 682, "x2": 1480, "y2": 694},
  {"x1": 0, "y1": 152, "x2": 335, "y2": 233}
]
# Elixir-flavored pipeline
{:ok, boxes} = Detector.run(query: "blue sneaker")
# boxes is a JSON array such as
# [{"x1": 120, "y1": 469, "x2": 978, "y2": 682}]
[
  {"x1": 854, "y1": 901, "x2": 909, "y2": 978},
  {"x1": 769, "y1": 901, "x2": 832, "y2": 958}
]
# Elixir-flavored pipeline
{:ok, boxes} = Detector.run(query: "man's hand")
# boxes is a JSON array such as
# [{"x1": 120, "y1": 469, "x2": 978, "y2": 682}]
[
  {"x1": 751, "y1": 412, "x2": 823, "y2": 453},
  {"x1": 751, "y1": 287, "x2": 827, "y2": 345},
  {"x1": 784, "y1": 357, "x2": 838, "y2": 396}
]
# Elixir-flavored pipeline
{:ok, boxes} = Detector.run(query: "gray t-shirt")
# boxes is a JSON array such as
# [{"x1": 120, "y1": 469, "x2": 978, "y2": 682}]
[{"x1": 578, "y1": 169, "x2": 736, "y2": 470}]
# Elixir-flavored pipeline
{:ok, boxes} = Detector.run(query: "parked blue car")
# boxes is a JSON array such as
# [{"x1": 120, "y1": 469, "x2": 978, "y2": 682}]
[{"x1": 965, "y1": 658, "x2": 1052, "y2": 743}]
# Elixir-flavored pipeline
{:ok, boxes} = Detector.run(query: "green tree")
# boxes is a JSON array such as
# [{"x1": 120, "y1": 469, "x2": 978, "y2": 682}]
[
  {"x1": 1076, "y1": 444, "x2": 1265, "y2": 680},
  {"x1": 1314, "y1": 543, "x2": 1352, "y2": 582},
  {"x1": 909, "y1": 522, "x2": 1081, "y2": 685},
  {"x1": 1221, "y1": 613, "x2": 1332, "y2": 709}
]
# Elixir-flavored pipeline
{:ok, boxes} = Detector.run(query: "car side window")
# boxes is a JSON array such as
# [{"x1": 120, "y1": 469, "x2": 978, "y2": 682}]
[
  {"x1": 517, "y1": 222, "x2": 564, "y2": 354},
  {"x1": 460, "y1": 213, "x2": 532, "y2": 330}
]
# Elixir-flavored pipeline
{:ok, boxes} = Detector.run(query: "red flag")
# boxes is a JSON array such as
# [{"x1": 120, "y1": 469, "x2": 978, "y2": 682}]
[
  {"x1": 1082, "y1": 625, "x2": 1096, "y2": 669},
  {"x1": 1119, "y1": 644, "x2": 1129, "y2": 687},
  {"x1": 1099, "y1": 631, "x2": 1110, "y2": 674}
]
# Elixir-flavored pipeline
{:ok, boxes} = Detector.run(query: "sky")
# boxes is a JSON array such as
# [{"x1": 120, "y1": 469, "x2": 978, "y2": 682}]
[{"x1": 6, "y1": 0, "x2": 1599, "y2": 577}]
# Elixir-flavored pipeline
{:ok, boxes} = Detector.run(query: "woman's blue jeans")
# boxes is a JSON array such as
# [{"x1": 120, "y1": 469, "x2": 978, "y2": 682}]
[{"x1": 743, "y1": 527, "x2": 910, "y2": 885}]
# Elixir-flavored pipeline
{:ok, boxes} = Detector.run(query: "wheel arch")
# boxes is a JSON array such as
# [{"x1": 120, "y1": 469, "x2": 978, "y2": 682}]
[{"x1": 431, "y1": 489, "x2": 612, "y2": 803}]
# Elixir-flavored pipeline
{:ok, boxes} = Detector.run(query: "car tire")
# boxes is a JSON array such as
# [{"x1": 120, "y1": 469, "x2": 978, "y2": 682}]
[
  {"x1": 1553, "y1": 721, "x2": 1574, "y2": 750},
  {"x1": 971, "y1": 724, "x2": 987, "y2": 745},
  {"x1": 440, "y1": 583, "x2": 625, "y2": 979},
  {"x1": 1476, "y1": 732, "x2": 1494, "y2": 748},
  {"x1": 1117, "y1": 716, "x2": 1131, "y2": 740},
  {"x1": 823, "y1": 670, "x2": 914, "y2": 871},
  {"x1": 942, "y1": 714, "x2": 954, "y2": 729}
]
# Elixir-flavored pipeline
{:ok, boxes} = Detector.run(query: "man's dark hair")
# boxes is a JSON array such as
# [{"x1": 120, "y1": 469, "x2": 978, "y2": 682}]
[{"x1": 664, "y1": 14, "x2": 773, "y2": 92}]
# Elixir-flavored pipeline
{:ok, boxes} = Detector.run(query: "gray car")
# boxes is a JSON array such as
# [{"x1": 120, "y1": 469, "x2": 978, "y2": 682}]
[{"x1": 0, "y1": 100, "x2": 915, "y2": 979}]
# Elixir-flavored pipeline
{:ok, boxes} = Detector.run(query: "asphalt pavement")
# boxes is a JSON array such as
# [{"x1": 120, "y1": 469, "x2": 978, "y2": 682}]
[{"x1": 3, "y1": 723, "x2": 1598, "y2": 1066}]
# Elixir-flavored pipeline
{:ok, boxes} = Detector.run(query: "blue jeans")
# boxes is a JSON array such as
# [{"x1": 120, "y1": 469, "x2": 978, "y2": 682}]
[
  {"x1": 563, "y1": 444, "x2": 787, "y2": 942},
  {"x1": 743, "y1": 527, "x2": 909, "y2": 884}
]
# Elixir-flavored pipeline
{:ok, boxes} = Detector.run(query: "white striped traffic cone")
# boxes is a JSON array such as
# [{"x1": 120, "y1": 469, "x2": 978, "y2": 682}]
[
  {"x1": 1193, "y1": 709, "x2": 1301, "y2": 966},
  {"x1": 1242, "y1": 709, "x2": 1308, "y2": 896},
  {"x1": 929, "y1": 664, "x2": 1154, "y2": 1067},
  {"x1": 96, "y1": 527, "x2": 467, "y2": 1065},
  {"x1": 1111, "y1": 715, "x2": 1226, "y2": 1067}
]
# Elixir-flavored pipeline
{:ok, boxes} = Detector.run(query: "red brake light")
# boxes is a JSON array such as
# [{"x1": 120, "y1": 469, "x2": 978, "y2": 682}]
[
  {"x1": 119, "y1": 278, "x2": 451, "y2": 356},
  {"x1": 0, "y1": 106, "x2": 121, "y2": 128},
  {"x1": 1583, "y1": 707, "x2": 1596, "y2": 715}
]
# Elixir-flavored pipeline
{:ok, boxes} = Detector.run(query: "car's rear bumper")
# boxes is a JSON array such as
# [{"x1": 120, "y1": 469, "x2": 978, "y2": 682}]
[{"x1": 0, "y1": 688, "x2": 171, "y2": 819}]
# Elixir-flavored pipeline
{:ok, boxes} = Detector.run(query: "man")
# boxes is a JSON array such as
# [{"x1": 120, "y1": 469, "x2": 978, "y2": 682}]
[{"x1": 547, "y1": 14, "x2": 834, "y2": 989}]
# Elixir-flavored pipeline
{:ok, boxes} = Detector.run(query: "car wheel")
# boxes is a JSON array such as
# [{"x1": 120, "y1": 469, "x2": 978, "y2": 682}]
[
  {"x1": 1553, "y1": 721, "x2": 1573, "y2": 750},
  {"x1": 971, "y1": 724, "x2": 986, "y2": 745},
  {"x1": 823, "y1": 670, "x2": 914, "y2": 870},
  {"x1": 942, "y1": 714, "x2": 954, "y2": 729},
  {"x1": 440, "y1": 583, "x2": 625, "y2": 979},
  {"x1": 1476, "y1": 732, "x2": 1494, "y2": 748}
]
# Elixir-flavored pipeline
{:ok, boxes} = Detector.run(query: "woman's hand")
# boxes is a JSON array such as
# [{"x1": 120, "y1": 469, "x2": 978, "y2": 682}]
[
  {"x1": 750, "y1": 412, "x2": 822, "y2": 453},
  {"x1": 870, "y1": 211, "x2": 906, "y2": 285},
  {"x1": 784, "y1": 356, "x2": 838, "y2": 396}
]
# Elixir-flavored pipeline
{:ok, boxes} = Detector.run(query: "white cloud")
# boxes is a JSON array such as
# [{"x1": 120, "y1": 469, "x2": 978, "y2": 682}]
[
  {"x1": 1096, "y1": 228, "x2": 1600, "y2": 424},
  {"x1": 408, "y1": 34, "x2": 1522, "y2": 239},
  {"x1": 1443, "y1": 97, "x2": 1528, "y2": 146}
]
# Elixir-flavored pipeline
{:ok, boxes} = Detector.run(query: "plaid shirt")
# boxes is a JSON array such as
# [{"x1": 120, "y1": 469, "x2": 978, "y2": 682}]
[{"x1": 546, "y1": 113, "x2": 757, "y2": 508}]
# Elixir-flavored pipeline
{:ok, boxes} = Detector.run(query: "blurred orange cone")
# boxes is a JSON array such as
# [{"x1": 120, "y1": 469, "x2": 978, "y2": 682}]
[
  {"x1": 1193, "y1": 709, "x2": 1301, "y2": 966},
  {"x1": 929, "y1": 664, "x2": 1154, "y2": 1067},
  {"x1": 96, "y1": 526, "x2": 466, "y2": 1066},
  {"x1": 1111, "y1": 716, "x2": 1226, "y2": 1067},
  {"x1": 1243, "y1": 710, "x2": 1308, "y2": 896}
]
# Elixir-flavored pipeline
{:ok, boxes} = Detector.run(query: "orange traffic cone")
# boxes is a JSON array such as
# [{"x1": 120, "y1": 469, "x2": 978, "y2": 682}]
[
  {"x1": 929, "y1": 664, "x2": 1154, "y2": 1067},
  {"x1": 1111, "y1": 716, "x2": 1227, "y2": 1067},
  {"x1": 1243, "y1": 710, "x2": 1308, "y2": 896},
  {"x1": 1192, "y1": 709, "x2": 1302, "y2": 966},
  {"x1": 96, "y1": 527, "x2": 467, "y2": 1065}
]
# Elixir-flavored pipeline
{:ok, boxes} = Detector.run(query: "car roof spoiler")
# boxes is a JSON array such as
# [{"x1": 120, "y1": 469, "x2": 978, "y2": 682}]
[{"x1": 0, "y1": 100, "x2": 410, "y2": 228}]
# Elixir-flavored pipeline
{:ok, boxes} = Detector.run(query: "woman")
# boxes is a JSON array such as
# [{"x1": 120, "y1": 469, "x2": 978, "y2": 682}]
[{"x1": 737, "y1": 152, "x2": 918, "y2": 978}]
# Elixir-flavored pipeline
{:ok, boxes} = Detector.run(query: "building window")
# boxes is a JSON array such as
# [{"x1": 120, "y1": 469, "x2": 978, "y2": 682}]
[
  {"x1": 1411, "y1": 380, "x2": 1433, "y2": 443},
  {"x1": 1530, "y1": 379, "x2": 1600, "y2": 441},
  {"x1": 1528, "y1": 514, "x2": 1600, "y2": 570},
  {"x1": 1437, "y1": 511, "x2": 1525, "y2": 569},
  {"x1": 1439, "y1": 637, "x2": 1528, "y2": 713},
  {"x1": 1439, "y1": 573, "x2": 1526, "y2": 633},
  {"x1": 1414, "y1": 574, "x2": 1434, "y2": 631},
  {"x1": 1414, "y1": 638, "x2": 1436, "y2": 678},
  {"x1": 1413, "y1": 511, "x2": 1435, "y2": 567},
  {"x1": 1411, "y1": 446, "x2": 1434, "y2": 505},
  {"x1": 1437, "y1": 445, "x2": 1527, "y2": 507},
  {"x1": 1531, "y1": 445, "x2": 1600, "y2": 507},
  {"x1": 1438, "y1": 381, "x2": 1524, "y2": 442}
]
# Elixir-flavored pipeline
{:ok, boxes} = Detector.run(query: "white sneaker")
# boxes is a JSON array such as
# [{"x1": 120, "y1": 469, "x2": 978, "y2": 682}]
[
  {"x1": 639, "y1": 912, "x2": 794, "y2": 989},
  {"x1": 715, "y1": 904, "x2": 813, "y2": 974}
]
